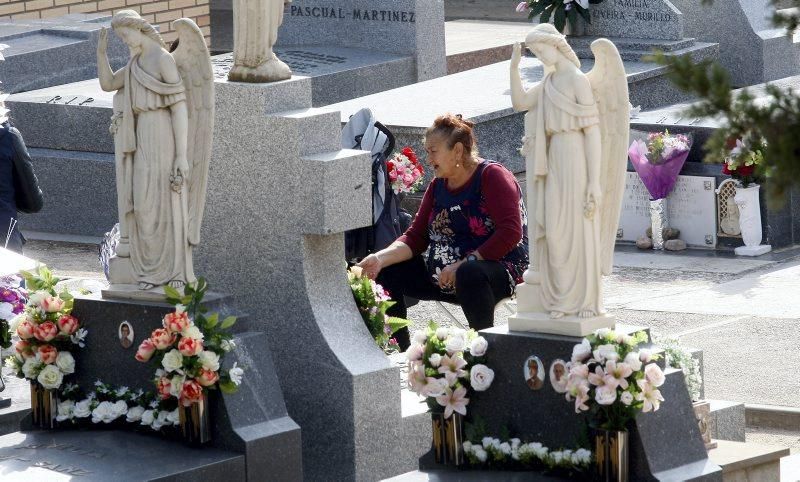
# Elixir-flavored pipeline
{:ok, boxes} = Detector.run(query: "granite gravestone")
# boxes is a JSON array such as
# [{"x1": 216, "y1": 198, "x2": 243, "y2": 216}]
[
  {"x1": 619, "y1": 173, "x2": 718, "y2": 247},
  {"x1": 0, "y1": 14, "x2": 127, "y2": 94},
  {"x1": 670, "y1": 0, "x2": 800, "y2": 86},
  {"x1": 585, "y1": 0, "x2": 683, "y2": 40},
  {"x1": 209, "y1": 0, "x2": 446, "y2": 105},
  {"x1": 195, "y1": 76, "x2": 430, "y2": 481},
  {"x1": 0, "y1": 293, "x2": 303, "y2": 481}
]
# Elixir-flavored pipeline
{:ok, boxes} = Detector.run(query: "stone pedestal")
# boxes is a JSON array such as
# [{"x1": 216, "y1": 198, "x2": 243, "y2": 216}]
[
  {"x1": 508, "y1": 282, "x2": 616, "y2": 336},
  {"x1": 196, "y1": 77, "x2": 414, "y2": 480},
  {"x1": 460, "y1": 326, "x2": 723, "y2": 480},
  {"x1": 734, "y1": 245, "x2": 772, "y2": 257}
]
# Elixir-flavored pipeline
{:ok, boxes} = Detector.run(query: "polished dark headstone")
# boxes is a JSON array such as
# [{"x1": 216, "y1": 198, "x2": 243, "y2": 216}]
[
  {"x1": 0, "y1": 294, "x2": 303, "y2": 481},
  {"x1": 450, "y1": 326, "x2": 723, "y2": 481}
]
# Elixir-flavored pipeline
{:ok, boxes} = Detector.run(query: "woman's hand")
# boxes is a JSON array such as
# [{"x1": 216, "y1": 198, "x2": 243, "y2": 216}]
[
  {"x1": 438, "y1": 260, "x2": 463, "y2": 291},
  {"x1": 357, "y1": 254, "x2": 382, "y2": 280},
  {"x1": 584, "y1": 182, "x2": 602, "y2": 219},
  {"x1": 511, "y1": 42, "x2": 522, "y2": 68}
]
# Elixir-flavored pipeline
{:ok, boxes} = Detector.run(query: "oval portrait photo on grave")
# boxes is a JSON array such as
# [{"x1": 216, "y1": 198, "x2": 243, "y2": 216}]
[
  {"x1": 118, "y1": 321, "x2": 134, "y2": 349},
  {"x1": 549, "y1": 359, "x2": 568, "y2": 394},
  {"x1": 523, "y1": 356, "x2": 544, "y2": 390}
]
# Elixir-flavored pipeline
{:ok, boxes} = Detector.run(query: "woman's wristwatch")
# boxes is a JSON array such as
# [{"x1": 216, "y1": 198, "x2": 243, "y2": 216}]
[{"x1": 466, "y1": 254, "x2": 478, "y2": 262}]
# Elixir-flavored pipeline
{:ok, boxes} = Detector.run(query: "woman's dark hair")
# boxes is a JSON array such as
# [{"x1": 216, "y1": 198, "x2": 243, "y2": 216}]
[{"x1": 425, "y1": 113, "x2": 478, "y2": 162}]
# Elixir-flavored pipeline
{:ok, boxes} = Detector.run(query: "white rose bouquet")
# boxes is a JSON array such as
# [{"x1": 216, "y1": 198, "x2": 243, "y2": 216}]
[
  {"x1": 135, "y1": 278, "x2": 243, "y2": 408},
  {"x1": 406, "y1": 321, "x2": 494, "y2": 419},
  {"x1": 564, "y1": 329, "x2": 666, "y2": 430},
  {"x1": 4, "y1": 266, "x2": 85, "y2": 391}
]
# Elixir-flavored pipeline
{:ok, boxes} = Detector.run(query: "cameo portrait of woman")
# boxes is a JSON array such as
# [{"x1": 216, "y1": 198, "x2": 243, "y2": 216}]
[
  {"x1": 550, "y1": 359, "x2": 568, "y2": 393},
  {"x1": 524, "y1": 356, "x2": 544, "y2": 390},
  {"x1": 119, "y1": 321, "x2": 134, "y2": 348}
]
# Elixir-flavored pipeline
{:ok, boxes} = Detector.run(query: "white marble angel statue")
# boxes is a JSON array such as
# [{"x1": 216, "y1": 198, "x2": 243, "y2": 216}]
[
  {"x1": 508, "y1": 24, "x2": 629, "y2": 333},
  {"x1": 97, "y1": 10, "x2": 214, "y2": 292}
]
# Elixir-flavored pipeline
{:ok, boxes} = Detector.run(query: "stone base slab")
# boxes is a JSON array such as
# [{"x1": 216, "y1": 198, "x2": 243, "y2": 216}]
[
  {"x1": 508, "y1": 311, "x2": 615, "y2": 337},
  {"x1": 734, "y1": 245, "x2": 772, "y2": 256}
]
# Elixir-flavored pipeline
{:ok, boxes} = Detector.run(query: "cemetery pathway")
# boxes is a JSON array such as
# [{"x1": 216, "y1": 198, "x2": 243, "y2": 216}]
[{"x1": 14, "y1": 240, "x2": 800, "y2": 421}]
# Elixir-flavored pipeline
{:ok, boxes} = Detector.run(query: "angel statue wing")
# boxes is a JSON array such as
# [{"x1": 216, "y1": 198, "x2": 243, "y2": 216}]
[
  {"x1": 586, "y1": 39, "x2": 629, "y2": 276},
  {"x1": 170, "y1": 18, "x2": 214, "y2": 246}
]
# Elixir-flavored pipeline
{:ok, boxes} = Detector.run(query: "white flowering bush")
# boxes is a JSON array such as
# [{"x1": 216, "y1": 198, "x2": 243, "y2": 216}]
[
  {"x1": 564, "y1": 329, "x2": 666, "y2": 430},
  {"x1": 462, "y1": 437, "x2": 592, "y2": 474},
  {"x1": 657, "y1": 337, "x2": 702, "y2": 402},
  {"x1": 406, "y1": 321, "x2": 494, "y2": 418}
]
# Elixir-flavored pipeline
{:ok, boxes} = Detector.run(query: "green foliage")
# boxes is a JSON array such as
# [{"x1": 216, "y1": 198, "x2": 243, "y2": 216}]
[
  {"x1": 347, "y1": 268, "x2": 410, "y2": 352},
  {"x1": 651, "y1": 0, "x2": 800, "y2": 208}
]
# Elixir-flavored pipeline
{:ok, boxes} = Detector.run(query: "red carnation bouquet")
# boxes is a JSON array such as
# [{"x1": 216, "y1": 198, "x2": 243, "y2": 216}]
[
  {"x1": 387, "y1": 146, "x2": 424, "y2": 194},
  {"x1": 722, "y1": 137, "x2": 762, "y2": 188}
]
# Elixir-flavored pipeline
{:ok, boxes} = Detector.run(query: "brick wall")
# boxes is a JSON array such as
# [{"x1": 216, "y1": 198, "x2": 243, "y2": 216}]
[{"x1": 0, "y1": 0, "x2": 210, "y2": 44}]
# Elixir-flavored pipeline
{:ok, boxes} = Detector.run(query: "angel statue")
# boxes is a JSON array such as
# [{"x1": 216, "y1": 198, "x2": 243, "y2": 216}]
[
  {"x1": 508, "y1": 23, "x2": 629, "y2": 335},
  {"x1": 97, "y1": 10, "x2": 214, "y2": 293}
]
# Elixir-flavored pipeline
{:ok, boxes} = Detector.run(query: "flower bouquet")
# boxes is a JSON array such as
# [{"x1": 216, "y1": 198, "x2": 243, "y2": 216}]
[
  {"x1": 628, "y1": 130, "x2": 692, "y2": 249},
  {"x1": 515, "y1": 0, "x2": 605, "y2": 34},
  {"x1": 4, "y1": 266, "x2": 85, "y2": 427},
  {"x1": 56, "y1": 381, "x2": 182, "y2": 431},
  {"x1": 407, "y1": 322, "x2": 495, "y2": 465},
  {"x1": 347, "y1": 266, "x2": 409, "y2": 353},
  {"x1": 722, "y1": 137, "x2": 763, "y2": 188},
  {"x1": 387, "y1": 146, "x2": 424, "y2": 194},
  {"x1": 0, "y1": 274, "x2": 26, "y2": 350},
  {"x1": 563, "y1": 328, "x2": 666, "y2": 480},
  {"x1": 463, "y1": 436, "x2": 592, "y2": 475},
  {"x1": 135, "y1": 278, "x2": 243, "y2": 444}
]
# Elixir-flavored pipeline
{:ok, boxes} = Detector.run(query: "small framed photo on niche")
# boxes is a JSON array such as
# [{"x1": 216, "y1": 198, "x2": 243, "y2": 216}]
[{"x1": 119, "y1": 321, "x2": 134, "y2": 349}]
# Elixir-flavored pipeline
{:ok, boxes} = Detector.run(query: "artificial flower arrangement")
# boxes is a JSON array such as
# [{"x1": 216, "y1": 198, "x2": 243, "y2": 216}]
[
  {"x1": 387, "y1": 146, "x2": 424, "y2": 194},
  {"x1": 135, "y1": 278, "x2": 243, "y2": 407},
  {"x1": 628, "y1": 130, "x2": 693, "y2": 201},
  {"x1": 55, "y1": 380, "x2": 182, "y2": 431},
  {"x1": 515, "y1": 0, "x2": 605, "y2": 33},
  {"x1": 406, "y1": 321, "x2": 495, "y2": 418},
  {"x1": 347, "y1": 266, "x2": 409, "y2": 353},
  {"x1": 0, "y1": 274, "x2": 26, "y2": 349},
  {"x1": 563, "y1": 329, "x2": 666, "y2": 430},
  {"x1": 463, "y1": 437, "x2": 592, "y2": 474},
  {"x1": 722, "y1": 136, "x2": 764, "y2": 188},
  {"x1": 4, "y1": 266, "x2": 86, "y2": 391}
]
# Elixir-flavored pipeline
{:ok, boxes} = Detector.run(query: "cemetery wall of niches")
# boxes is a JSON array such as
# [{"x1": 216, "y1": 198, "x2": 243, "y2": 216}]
[{"x1": 0, "y1": 0, "x2": 210, "y2": 43}]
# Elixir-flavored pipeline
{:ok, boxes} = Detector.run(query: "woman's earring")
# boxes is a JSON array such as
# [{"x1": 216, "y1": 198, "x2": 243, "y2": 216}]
[{"x1": 456, "y1": 163, "x2": 460, "y2": 167}]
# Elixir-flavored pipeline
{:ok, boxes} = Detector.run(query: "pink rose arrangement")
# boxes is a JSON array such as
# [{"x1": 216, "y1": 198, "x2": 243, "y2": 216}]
[
  {"x1": 563, "y1": 329, "x2": 665, "y2": 430},
  {"x1": 387, "y1": 146, "x2": 424, "y2": 194},
  {"x1": 407, "y1": 321, "x2": 494, "y2": 419},
  {"x1": 135, "y1": 278, "x2": 243, "y2": 407},
  {"x1": 4, "y1": 266, "x2": 84, "y2": 391}
]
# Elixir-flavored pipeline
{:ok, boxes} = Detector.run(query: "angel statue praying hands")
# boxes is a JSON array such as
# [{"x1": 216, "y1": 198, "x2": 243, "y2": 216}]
[
  {"x1": 98, "y1": 10, "x2": 214, "y2": 294},
  {"x1": 508, "y1": 24, "x2": 629, "y2": 336}
]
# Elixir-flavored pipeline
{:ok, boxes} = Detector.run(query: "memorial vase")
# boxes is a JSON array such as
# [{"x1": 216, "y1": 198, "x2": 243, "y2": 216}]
[
  {"x1": 30, "y1": 382, "x2": 57, "y2": 429},
  {"x1": 179, "y1": 393, "x2": 211, "y2": 445},
  {"x1": 649, "y1": 198, "x2": 668, "y2": 250},
  {"x1": 431, "y1": 412, "x2": 464, "y2": 465},
  {"x1": 592, "y1": 428, "x2": 628, "y2": 482},
  {"x1": 734, "y1": 184, "x2": 763, "y2": 247}
]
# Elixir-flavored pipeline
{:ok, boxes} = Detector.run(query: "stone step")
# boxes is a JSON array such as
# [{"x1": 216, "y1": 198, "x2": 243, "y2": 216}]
[
  {"x1": 271, "y1": 108, "x2": 343, "y2": 156},
  {"x1": 709, "y1": 400, "x2": 746, "y2": 442},
  {"x1": 746, "y1": 404, "x2": 800, "y2": 431},
  {"x1": 568, "y1": 36, "x2": 698, "y2": 53},
  {"x1": 573, "y1": 40, "x2": 719, "y2": 63},
  {"x1": 708, "y1": 439, "x2": 790, "y2": 482},
  {"x1": 444, "y1": 20, "x2": 534, "y2": 74},
  {"x1": 781, "y1": 454, "x2": 800, "y2": 482},
  {"x1": 298, "y1": 148, "x2": 372, "y2": 235}
]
